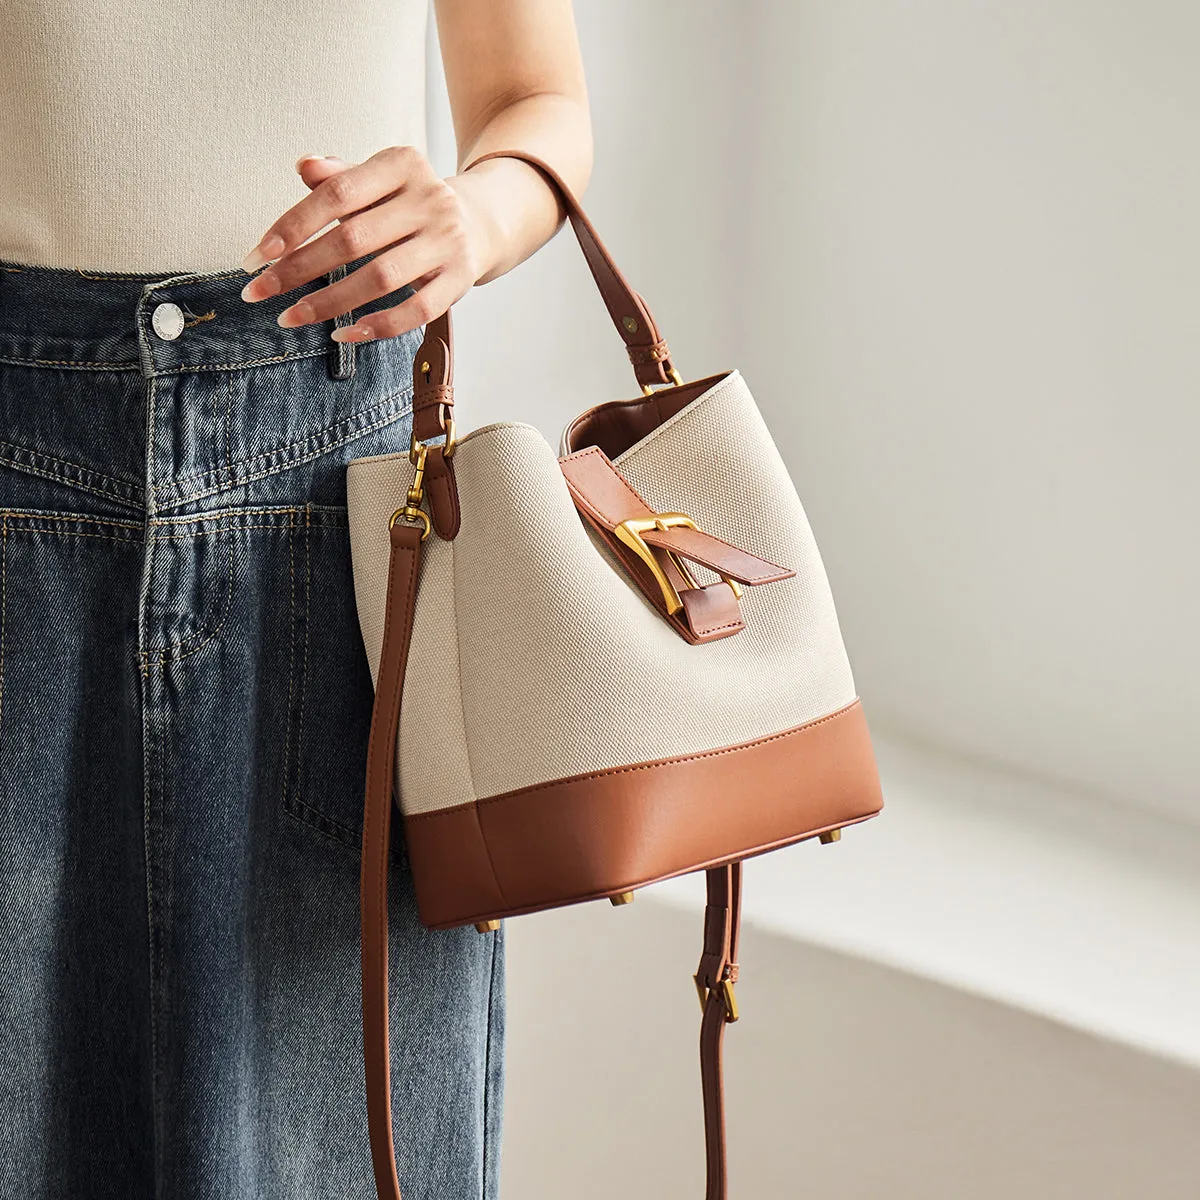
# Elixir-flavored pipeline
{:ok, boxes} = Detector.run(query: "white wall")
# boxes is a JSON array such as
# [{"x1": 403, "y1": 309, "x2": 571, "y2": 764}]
[
  {"x1": 743, "y1": 0, "x2": 1200, "y2": 828},
  {"x1": 428, "y1": 0, "x2": 1200, "y2": 828}
]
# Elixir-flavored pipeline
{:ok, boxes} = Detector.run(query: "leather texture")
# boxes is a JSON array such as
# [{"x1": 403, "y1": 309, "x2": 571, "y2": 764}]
[
  {"x1": 559, "y1": 443, "x2": 794, "y2": 642},
  {"x1": 698, "y1": 863, "x2": 742, "y2": 1200},
  {"x1": 348, "y1": 146, "x2": 884, "y2": 1200},
  {"x1": 400, "y1": 699, "x2": 881, "y2": 929},
  {"x1": 360, "y1": 521, "x2": 424, "y2": 1200}
]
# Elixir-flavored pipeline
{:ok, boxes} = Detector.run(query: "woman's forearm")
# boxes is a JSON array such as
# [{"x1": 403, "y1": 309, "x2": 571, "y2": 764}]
[{"x1": 446, "y1": 90, "x2": 595, "y2": 287}]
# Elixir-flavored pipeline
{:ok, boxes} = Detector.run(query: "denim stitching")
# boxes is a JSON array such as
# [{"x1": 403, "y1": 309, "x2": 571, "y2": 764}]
[
  {"x1": 0, "y1": 510, "x2": 143, "y2": 536},
  {"x1": 154, "y1": 398, "x2": 416, "y2": 513},
  {"x1": 162, "y1": 349, "x2": 329, "y2": 375},
  {"x1": 278, "y1": 509, "x2": 387, "y2": 856},
  {"x1": 152, "y1": 523, "x2": 323, "y2": 540},
  {"x1": 164, "y1": 385, "x2": 415, "y2": 491},
  {"x1": 140, "y1": 686, "x2": 163, "y2": 1193},
  {"x1": 280, "y1": 511, "x2": 404, "y2": 857},
  {"x1": 480, "y1": 927, "x2": 499, "y2": 1200},
  {"x1": 156, "y1": 671, "x2": 171, "y2": 1194},
  {"x1": 282, "y1": 797, "x2": 362, "y2": 847},
  {"x1": 222, "y1": 371, "x2": 234, "y2": 489},
  {"x1": 281, "y1": 510, "x2": 297, "y2": 811},
  {"x1": 0, "y1": 355, "x2": 140, "y2": 372},
  {"x1": 140, "y1": 523, "x2": 236, "y2": 664},
  {"x1": 0, "y1": 452, "x2": 145, "y2": 511},
  {"x1": 295, "y1": 506, "x2": 312, "y2": 809},
  {"x1": 0, "y1": 513, "x2": 336, "y2": 545},
  {"x1": 0, "y1": 348, "x2": 334, "y2": 374},
  {"x1": 1, "y1": 527, "x2": 141, "y2": 545},
  {"x1": 151, "y1": 504, "x2": 347, "y2": 528},
  {"x1": 0, "y1": 439, "x2": 143, "y2": 500}
]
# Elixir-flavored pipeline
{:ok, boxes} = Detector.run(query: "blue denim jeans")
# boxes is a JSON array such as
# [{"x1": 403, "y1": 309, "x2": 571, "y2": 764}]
[{"x1": 0, "y1": 257, "x2": 505, "y2": 1199}]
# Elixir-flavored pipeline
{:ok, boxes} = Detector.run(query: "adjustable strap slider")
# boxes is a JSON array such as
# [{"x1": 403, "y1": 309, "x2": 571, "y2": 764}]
[{"x1": 694, "y1": 969, "x2": 739, "y2": 1023}]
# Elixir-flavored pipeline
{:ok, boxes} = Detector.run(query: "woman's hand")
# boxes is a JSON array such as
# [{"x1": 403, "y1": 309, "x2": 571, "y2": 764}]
[{"x1": 239, "y1": 146, "x2": 501, "y2": 343}]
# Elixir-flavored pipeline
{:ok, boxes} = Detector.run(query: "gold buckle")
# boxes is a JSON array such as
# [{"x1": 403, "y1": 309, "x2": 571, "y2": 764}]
[
  {"x1": 641, "y1": 366, "x2": 684, "y2": 397},
  {"x1": 614, "y1": 513, "x2": 743, "y2": 615},
  {"x1": 694, "y1": 973, "x2": 739, "y2": 1023}
]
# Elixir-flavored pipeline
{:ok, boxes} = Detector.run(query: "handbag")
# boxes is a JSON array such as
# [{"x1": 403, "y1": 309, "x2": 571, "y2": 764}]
[{"x1": 347, "y1": 148, "x2": 884, "y2": 1200}]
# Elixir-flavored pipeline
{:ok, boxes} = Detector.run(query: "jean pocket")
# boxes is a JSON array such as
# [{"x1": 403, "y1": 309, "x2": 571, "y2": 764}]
[{"x1": 280, "y1": 506, "x2": 408, "y2": 870}]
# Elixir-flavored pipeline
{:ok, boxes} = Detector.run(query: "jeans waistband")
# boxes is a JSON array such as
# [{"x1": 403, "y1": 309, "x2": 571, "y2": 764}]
[{"x1": 0, "y1": 253, "x2": 414, "y2": 380}]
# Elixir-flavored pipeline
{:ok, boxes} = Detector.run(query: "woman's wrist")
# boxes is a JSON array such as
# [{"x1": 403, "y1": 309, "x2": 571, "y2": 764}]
[
  {"x1": 442, "y1": 159, "x2": 520, "y2": 287},
  {"x1": 446, "y1": 100, "x2": 592, "y2": 288}
]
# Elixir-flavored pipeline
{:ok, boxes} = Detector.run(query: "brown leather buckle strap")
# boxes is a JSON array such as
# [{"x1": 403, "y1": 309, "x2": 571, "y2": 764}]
[{"x1": 558, "y1": 444, "x2": 794, "y2": 643}]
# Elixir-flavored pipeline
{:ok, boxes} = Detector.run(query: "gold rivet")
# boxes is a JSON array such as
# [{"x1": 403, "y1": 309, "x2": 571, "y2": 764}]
[
  {"x1": 475, "y1": 920, "x2": 500, "y2": 933},
  {"x1": 420, "y1": 360, "x2": 430, "y2": 373},
  {"x1": 818, "y1": 829, "x2": 842, "y2": 845},
  {"x1": 622, "y1": 315, "x2": 639, "y2": 333},
  {"x1": 610, "y1": 892, "x2": 635, "y2": 906}
]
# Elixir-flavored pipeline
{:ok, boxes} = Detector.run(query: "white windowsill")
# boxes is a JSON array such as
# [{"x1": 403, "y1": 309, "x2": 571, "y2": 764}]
[{"x1": 650, "y1": 729, "x2": 1200, "y2": 1068}]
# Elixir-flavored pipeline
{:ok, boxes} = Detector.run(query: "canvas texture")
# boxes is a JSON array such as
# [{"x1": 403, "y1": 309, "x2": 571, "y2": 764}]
[{"x1": 347, "y1": 368, "x2": 858, "y2": 816}]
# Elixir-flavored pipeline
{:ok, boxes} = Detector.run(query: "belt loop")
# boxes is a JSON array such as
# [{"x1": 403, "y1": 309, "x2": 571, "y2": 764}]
[{"x1": 326, "y1": 263, "x2": 356, "y2": 380}]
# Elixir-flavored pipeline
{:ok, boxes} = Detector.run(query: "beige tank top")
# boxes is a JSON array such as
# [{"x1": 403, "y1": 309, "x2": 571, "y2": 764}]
[{"x1": 1, "y1": 0, "x2": 430, "y2": 273}]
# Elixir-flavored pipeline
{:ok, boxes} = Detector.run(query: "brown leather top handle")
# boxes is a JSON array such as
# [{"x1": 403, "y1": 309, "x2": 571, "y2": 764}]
[
  {"x1": 411, "y1": 146, "x2": 682, "y2": 445},
  {"x1": 408, "y1": 147, "x2": 685, "y2": 541}
]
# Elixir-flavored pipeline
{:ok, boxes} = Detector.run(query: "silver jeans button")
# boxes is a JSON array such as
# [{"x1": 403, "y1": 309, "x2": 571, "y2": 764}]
[{"x1": 151, "y1": 302, "x2": 185, "y2": 341}]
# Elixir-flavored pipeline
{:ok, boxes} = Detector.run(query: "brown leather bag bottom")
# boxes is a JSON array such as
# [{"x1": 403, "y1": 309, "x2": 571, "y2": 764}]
[{"x1": 403, "y1": 698, "x2": 882, "y2": 929}]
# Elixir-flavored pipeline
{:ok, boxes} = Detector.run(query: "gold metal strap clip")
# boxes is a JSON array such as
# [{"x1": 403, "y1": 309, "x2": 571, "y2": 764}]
[{"x1": 389, "y1": 439, "x2": 432, "y2": 540}]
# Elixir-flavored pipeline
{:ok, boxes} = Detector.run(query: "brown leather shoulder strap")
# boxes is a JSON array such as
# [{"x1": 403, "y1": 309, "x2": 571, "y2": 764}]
[
  {"x1": 359, "y1": 519, "x2": 743, "y2": 1200},
  {"x1": 697, "y1": 863, "x2": 743, "y2": 1200},
  {"x1": 360, "y1": 521, "x2": 424, "y2": 1200}
]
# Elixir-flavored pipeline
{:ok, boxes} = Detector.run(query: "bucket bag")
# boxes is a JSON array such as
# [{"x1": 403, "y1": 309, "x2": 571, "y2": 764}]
[{"x1": 347, "y1": 148, "x2": 885, "y2": 1200}]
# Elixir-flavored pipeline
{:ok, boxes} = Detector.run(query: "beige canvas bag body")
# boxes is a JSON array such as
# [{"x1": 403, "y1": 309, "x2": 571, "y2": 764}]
[{"x1": 347, "y1": 149, "x2": 884, "y2": 1200}]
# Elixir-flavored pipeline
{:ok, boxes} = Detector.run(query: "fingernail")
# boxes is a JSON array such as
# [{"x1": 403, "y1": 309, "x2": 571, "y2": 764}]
[
  {"x1": 240, "y1": 272, "x2": 281, "y2": 302},
  {"x1": 277, "y1": 300, "x2": 315, "y2": 328},
  {"x1": 331, "y1": 323, "x2": 375, "y2": 343},
  {"x1": 295, "y1": 154, "x2": 343, "y2": 173},
  {"x1": 242, "y1": 234, "x2": 285, "y2": 274}
]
